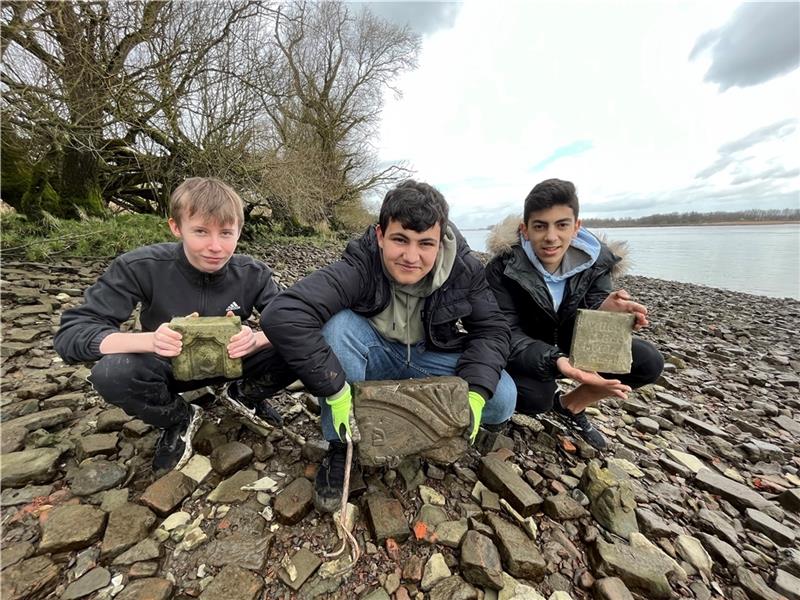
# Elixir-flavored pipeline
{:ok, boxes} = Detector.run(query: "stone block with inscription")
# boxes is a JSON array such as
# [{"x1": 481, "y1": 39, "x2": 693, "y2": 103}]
[
  {"x1": 353, "y1": 377, "x2": 470, "y2": 467},
  {"x1": 569, "y1": 309, "x2": 634, "y2": 374},
  {"x1": 170, "y1": 316, "x2": 242, "y2": 381}
]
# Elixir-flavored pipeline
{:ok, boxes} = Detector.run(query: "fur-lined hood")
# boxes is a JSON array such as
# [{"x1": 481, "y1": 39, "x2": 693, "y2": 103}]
[{"x1": 485, "y1": 214, "x2": 630, "y2": 278}]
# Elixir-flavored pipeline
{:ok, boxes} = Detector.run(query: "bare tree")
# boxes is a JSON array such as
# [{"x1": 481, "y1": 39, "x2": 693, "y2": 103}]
[
  {"x1": 2, "y1": 0, "x2": 420, "y2": 231},
  {"x1": 256, "y1": 1, "x2": 420, "y2": 228}
]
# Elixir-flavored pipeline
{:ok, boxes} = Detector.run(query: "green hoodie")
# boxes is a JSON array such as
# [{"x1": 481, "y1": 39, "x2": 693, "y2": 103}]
[{"x1": 370, "y1": 225, "x2": 458, "y2": 359}]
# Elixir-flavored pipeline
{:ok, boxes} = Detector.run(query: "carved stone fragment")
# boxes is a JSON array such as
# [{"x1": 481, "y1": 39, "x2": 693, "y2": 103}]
[
  {"x1": 569, "y1": 309, "x2": 634, "y2": 374},
  {"x1": 353, "y1": 377, "x2": 470, "y2": 467},
  {"x1": 170, "y1": 316, "x2": 242, "y2": 381}
]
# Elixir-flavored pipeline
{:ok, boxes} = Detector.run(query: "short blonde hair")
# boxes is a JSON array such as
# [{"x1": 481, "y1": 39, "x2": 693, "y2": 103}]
[{"x1": 169, "y1": 177, "x2": 244, "y2": 230}]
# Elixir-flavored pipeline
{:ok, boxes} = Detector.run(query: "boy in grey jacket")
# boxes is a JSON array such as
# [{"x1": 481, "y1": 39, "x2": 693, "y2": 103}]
[{"x1": 54, "y1": 177, "x2": 296, "y2": 473}]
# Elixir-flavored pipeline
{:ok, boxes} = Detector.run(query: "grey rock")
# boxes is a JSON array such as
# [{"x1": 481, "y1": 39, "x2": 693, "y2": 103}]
[
  {"x1": 421, "y1": 552, "x2": 451, "y2": 591},
  {"x1": 274, "y1": 477, "x2": 313, "y2": 525},
  {"x1": 100, "y1": 503, "x2": 157, "y2": 559},
  {"x1": 695, "y1": 468, "x2": 771, "y2": 511},
  {"x1": 435, "y1": 519, "x2": 468, "y2": 548},
  {"x1": 2, "y1": 407, "x2": 73, "y2": 432},
  {"x1": 459, "y1": 530, "x2": 504, "y2": 591},
  {"x1": 116, "y1": 578, "x2": 173, "y2": 600},
  {"x1": 204, "y1": 532, "x2": 273, "y2": 571},
  {"x1": 206, "y1": 469, "x2": 258, "y2": 504},
  {"x1": 486, "y1": 513, "x2": 546, "y2": 581},
  {"x1": 0, "y1": 555, "x2": 59, "y2": 600},
  {"x1": 580, "y1": 461, "x2": 638, "y2": 538},
  {"x1": 0, "y1": 484, "x2": 53, "y2": 506},
  {"x1": 200, "y1": 564, "x2": 262, "y2": 600},
  {"x1": 0, "y1": 425, "x2": 27, "y2": 453},
  {"x1": 634, "y1": 417, "x2": 660, "y2": 434},
  {"x1": 775, "y1": 569, "x2": 800, "y2": 600},
  {"x1": 95, "y1": 407, "x2": 133, "y2": 433},
  {"x1": 139, "y1": 470, "x2": 196, "y2": 515},
  {"x1": 277, "y1": 547, "x2": 321, "y2": 591},
  {"x1": 210, "y1": 441, "x2": 253, "y2": 475},
  {"x1": 62, "y1": 567, "x2": 110, "y2": 600},
  {"x1": 112, "y1": 538, "x2": 162, "y2": 565},
  {"x1": 745, "y1": 508, "x2": 796, "y2": 546},
  {"x1": 636, "y1": 507, "x2": 677, "y2": 537},
  {"x1": 76, "y1": 433, "x2": 118, "y2": 461},
  {"x1": 590, "y1": 533, "x2": 685, "y2": 599},
  {"x1": 696, "y1": 533, "x2": 745, "y2": 570},
  {"x1": 778, "y1": 489, "x2": 800, "y2": 513},
  {"x1": 365, "y1": 494, "x2": 410, "y2": 543},
  {"x1": 38, "y1": 504, "x2": 108, "y2": 553},
  {"x1": 594, "y1": 577, "x2": 635, "y2": 600},
  {"x1": 0, "y1": 542, "x2": 34, "y2": 571},
  {"x1": 736, "y1": 566, "x2": 787, "y2": 600},
  {"x1": 695, "y1": 508, "x2": 739, "y2": 546},
  {"x1": 428, "y1": 575, "x2": 478, "y2": 600},
  {"x1": 543, "y1": 493, "x2": 589, "y2": 520},
  {"x1": 0, "y1": 447, "x2": 63, "y2": 487},
  {"x1": 478, "y1": 455, "x2": 543, "y2": 517},
  {"x1": 68, "y1": 458, "x2": 127, "y2": 496}
]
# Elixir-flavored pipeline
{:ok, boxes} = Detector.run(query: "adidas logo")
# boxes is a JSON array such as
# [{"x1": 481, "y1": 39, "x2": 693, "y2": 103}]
[{"x1": 226, "y1": 301, "x2": 242, "y2": 312}]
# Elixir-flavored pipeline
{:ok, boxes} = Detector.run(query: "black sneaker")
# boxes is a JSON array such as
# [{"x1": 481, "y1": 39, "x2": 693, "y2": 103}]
[
  {"x1": 313, "y1": 440, "x2": 356, "y2": 514},
  {"x1": 152, "y1": 404, "x2": 203, "y2": 474},
  {"x1": 222, "y1": 381, "x2": 283, "y2": 429},
  {"x1": 552, "y1": 396, "x2": 607, "y2": 450}
]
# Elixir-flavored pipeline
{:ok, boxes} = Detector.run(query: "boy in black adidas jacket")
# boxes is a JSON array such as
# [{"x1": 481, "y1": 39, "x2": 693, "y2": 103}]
[{"x1": 54, "y1": 177, "x2": 296, "y2": 473}]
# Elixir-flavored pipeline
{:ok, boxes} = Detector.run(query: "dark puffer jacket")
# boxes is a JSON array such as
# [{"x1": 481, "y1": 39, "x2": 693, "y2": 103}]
[
  {"x1": 484, "y1": 216, "x2": 626, "y2": 380},
  {"x1": 262, "y1": 224, "x2": 510, "y2": 398}
]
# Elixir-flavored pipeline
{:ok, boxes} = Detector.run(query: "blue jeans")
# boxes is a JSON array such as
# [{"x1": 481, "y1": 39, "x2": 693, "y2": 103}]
[{"x1": 319, "y1": 310, "x2": 516, "y2": 441}]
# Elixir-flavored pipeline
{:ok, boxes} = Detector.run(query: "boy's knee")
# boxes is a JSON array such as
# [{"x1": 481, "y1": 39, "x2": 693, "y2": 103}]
[
  {"x1": 89, "y1": 353, "x2": 168, "y2": 396},
  {"x1": 629, "y1": 339, "x2": 665, "y2": 387},
  {"x1": 322, "y1": 310, "x2": 371, "y2": 346}
]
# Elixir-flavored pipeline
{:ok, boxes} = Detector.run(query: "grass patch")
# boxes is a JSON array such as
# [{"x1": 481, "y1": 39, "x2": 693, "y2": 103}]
[
  {"x1": 1, "y1": 212, "x2": 346, "y2": 262},
  {"x1": 1, "y1": 213, "x2": 172, "y2": 261}
]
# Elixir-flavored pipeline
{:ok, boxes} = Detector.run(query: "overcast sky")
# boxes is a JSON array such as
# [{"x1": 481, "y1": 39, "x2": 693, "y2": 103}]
[{"x1": 362, "y1": 1, "x2": 800, "y2": 227}]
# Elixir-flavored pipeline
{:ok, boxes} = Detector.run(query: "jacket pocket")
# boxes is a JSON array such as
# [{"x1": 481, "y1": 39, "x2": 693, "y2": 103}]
[{"x1": 430, "y1": 299, "x2": 472, "y2": 325}]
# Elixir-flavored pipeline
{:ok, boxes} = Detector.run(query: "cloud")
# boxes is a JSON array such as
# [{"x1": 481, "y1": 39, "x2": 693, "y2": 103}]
[
  {"x1": 361, "y1": 1, "x2": 461, "y2": 35},
  {"x1": 696, "y1": 118, "x2": 798, "y2": 180},
  {"x1": 690, "y1": 2, "x2": 800, "y2": 90},
  {"x1": 718, "y1": 118, "x2": 797, "y2": 154}
]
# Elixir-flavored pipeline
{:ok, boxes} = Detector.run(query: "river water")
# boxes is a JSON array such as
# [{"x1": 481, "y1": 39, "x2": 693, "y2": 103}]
[{"x1": 461, "y1": 223, "x2": 800, "y2": 300}]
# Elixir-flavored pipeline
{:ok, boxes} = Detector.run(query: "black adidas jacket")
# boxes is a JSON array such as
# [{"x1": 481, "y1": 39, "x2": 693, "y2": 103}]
[{"x1": 54, "y1": 243, "x2": 278, "y2": 363}]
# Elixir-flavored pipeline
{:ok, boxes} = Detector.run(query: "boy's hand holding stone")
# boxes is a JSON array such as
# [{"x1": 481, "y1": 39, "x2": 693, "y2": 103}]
[
  {"x1": 153, "y1": 311, "x2": 198, "y2": 357},
  {"x1": 225, "y1": 310, "x2": 267, "y2": 358},
  {"x1": 599, "y1": 289, "x2": 649, "y2": 330},
  {"x1": 153, "y1": 322, "x2": 183, "y2": 357},
  {"x1": 556, "y1": 357, "x2": 632, "y2": 400}
]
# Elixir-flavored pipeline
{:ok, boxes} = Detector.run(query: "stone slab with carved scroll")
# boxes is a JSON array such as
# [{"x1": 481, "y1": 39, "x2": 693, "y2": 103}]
[
  {"x1": 170, "y1": 316, "x2": 242, "y2": 381},
  {"x1": 353, "y1": 376, "x2": 470, "y2": 467},
  {"x1": 569, "y1": 309, "x2": 634, "y2": 374}
]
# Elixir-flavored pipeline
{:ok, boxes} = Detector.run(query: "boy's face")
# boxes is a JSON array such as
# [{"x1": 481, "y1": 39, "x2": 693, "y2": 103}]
[
  {"x1": 521, "y1": 204, "x2": 581, "y2": 273},
  {"x1": 169, "y1": 214, "x2": 240, "y2": 273},
  {"x1": 376, "y1": 219, "x2": 441, "y2": 285}
]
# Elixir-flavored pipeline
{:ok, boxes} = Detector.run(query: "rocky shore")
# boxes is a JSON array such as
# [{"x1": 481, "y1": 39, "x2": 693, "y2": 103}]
[{"x1": 1, "y1": 240, "x2": 799, "y2": 600}]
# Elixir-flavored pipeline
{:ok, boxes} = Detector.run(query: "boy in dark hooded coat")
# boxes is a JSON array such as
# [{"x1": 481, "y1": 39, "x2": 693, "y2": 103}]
[{"x1": 485, "y1": 179, "x2": 664, "y2": 449}]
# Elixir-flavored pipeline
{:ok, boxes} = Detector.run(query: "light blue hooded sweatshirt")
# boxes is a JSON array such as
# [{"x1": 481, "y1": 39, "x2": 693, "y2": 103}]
[{"x1": 520, "y1": 229, "x2": 602, "y2": 311}]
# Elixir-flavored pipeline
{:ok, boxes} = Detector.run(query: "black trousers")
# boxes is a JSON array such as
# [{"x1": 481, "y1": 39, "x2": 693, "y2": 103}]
[
  {"x1": 88, "y1": 346, "x2": 297, "y2": 429},
  {"x1": 510, "y1": 338, "x2": 665, "y2": 415}
]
